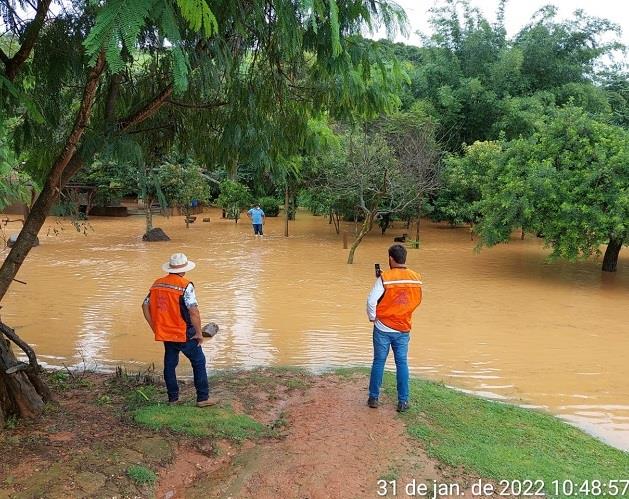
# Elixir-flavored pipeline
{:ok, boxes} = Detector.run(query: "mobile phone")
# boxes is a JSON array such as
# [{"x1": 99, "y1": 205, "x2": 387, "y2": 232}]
[{"x1": 375, "y1": 263, "x2": 382, "y2": 278}]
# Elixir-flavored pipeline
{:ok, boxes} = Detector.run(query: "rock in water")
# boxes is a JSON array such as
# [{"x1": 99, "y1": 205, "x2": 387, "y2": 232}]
[
  {"x1": 201, "y1": 322, "x2": 219, "y2": 338},
  {"x1": 7, "y1": 233, "x2": 39, "y2": 247},
  {"x1": 143, "y1": 228, "x2": 170, "y2": 242}
]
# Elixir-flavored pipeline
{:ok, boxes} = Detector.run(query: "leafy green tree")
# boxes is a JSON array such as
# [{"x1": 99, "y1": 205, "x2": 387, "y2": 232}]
[
  {"x1": 72, "y1": 157, "x2": 134, "y2": 210},
  {"x1": 320, "y1": 129, "x2": 421, "y2": 263},
  {"x1": 601, "y1": 68, "x2": 629, "y2": 128},
  {"x1": 157, "y1": 156, "x2": 210, "y2": 228},
  {"x1": 514, "y1": 6, "x2": 621, "y2": 93},
  {"x1": 216, "y1": 179, "x2": 252, "y2": 223},
  {"x1": 431, "y1": 141, "x2": 500, "y2": 234},
  {"x1": 257, "y1": 196, "x2": 280, "y2": 217},
  {"x1": 378, "y1": 106, "x2": 442, "y2": 246},
  {"x1": 476, "y1": 106, "x2": 629, "y2": 272},
  {"x1": 383, "y1": 1, "x2": 622, "y2": 152},
  {"x1": 0, "y1": 113, "x2": 31, "y2": 212}
]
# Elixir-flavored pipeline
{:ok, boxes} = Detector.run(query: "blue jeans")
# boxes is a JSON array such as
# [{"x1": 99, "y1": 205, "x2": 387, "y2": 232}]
[
  {"x1": 163, "y1": 330, "x2": 209, "y2": 402},
  {"x1": 253, "y1": 224, "x2": 263, "y2": 235},
  {"x1": 368, "y1": 326, "x2": 410, "y2": 403}
]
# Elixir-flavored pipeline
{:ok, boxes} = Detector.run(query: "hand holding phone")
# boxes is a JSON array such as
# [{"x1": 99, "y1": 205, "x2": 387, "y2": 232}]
[{"x1": 375, "y1": 263, "x2": 382, "y2": 278}]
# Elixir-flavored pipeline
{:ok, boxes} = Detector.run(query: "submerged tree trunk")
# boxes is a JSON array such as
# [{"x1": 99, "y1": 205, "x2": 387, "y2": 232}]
[
  {"x1": 602, "y1": 237, "x2": 623, "y2": 272},
  {"x1": 284, "y1": 185, "x2": 289, "y2": 237},
  {"x1": 145, "y1": 197, "x2": 153, "y2": 234},
  {"x1": 332, "y1": 210, "x2": 340, "y2": 235},
  {"x1": 414, "y1": 217, "x2": 420, "y2": 249},
  {"x1": 347, "y1": 212, "x2": 374, "y2": 264}
]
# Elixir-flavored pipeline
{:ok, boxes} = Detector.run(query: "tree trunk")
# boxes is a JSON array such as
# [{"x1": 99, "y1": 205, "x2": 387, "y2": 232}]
[
  {"x1": 347, "y1": 213, "x2": 374, "y2": 264},
  {"x1": 332, "y1": 211, "x2": 340, "y2": 235},
  {"x1": 145, "y1": 198, "x2": 153, "y2": 234},
  {"x1": 284, "y1": 185, "x2": 289, "y2": 237},
  {"x1": 0, "y1": 53, "x2": 105, "y2": 303},
  {"x1": 291, "y1": 194, "x2": 297, "y2": 220},
  {"x1": 414, "y1": 217, "x2": 420, "y2": 249},
  {"x1": 0, "y1": 326, "x2": 52, "y2": 422},
  {"x1": 602, "y1": 237, "x2": 623, "y2": 272}
]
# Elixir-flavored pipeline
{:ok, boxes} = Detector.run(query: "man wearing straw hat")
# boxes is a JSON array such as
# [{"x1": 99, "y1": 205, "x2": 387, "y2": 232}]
[{"x1": 142, "y1": 253, "x2": 217, "y2": 407}]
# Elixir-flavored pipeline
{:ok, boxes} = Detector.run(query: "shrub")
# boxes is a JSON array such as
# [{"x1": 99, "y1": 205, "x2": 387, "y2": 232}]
[{"x1": 258, "y1": 196, "x2": 280, "y2": 217}]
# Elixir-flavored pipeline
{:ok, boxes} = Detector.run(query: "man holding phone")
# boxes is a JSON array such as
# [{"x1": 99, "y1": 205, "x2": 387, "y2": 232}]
[{"x1": 366, "y1": 244, "x2": 423, "y2": 412}]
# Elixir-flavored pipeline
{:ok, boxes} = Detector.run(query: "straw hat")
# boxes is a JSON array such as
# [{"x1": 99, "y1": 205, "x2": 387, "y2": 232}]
[{"x1": 162, "y1": 253, "x2": 196, "y2": 273}]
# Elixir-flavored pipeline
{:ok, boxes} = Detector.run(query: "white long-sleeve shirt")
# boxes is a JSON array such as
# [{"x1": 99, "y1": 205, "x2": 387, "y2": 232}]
[{"x1": 366, "y1": 277, "x2": 400, "y2": 333}]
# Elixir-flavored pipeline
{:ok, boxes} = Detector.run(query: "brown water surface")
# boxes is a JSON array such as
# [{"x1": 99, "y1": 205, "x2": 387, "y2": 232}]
[{"x1": 2, "y1": 209, "x2": 628, "y2": 450}]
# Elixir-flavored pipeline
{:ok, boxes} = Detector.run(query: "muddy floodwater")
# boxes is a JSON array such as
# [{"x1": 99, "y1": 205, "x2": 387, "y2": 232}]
[{"x1": 2, "y1": 209, "x2": 628, "y2": 450}]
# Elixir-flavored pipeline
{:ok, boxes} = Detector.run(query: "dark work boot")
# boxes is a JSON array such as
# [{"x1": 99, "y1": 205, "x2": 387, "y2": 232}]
[
  {"x1": 367, "y1": 397, "x2": 379, "y2": 408},
  {"x1": 397, "y1": 401, "x2": 410, "y2": 413}
]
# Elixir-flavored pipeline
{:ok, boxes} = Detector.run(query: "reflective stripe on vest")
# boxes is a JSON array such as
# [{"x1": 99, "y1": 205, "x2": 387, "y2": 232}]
[
  {"x1": 376, "y1": 268, "x2": 422, "y2": 332},
  {"x1": 149, "y1": 274, "x2": 191, "y2": 342}
]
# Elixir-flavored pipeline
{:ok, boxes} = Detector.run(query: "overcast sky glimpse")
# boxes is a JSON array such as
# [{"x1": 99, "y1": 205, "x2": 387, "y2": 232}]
[{"x1": 376, "y1": 0, "x2": 629, "y2": 48}]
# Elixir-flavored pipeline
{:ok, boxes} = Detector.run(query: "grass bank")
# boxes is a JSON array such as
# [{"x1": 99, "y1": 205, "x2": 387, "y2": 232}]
[{"x1": 380, "y1": 372, "x2": 629, "y2": 499}]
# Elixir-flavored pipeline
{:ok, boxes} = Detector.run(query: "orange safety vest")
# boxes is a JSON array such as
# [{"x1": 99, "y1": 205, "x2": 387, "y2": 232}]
[
  {"x1": 149, "y1": 274, "x2": 192, "y2": 342},
  {"x1": 376, "y1": 267, "x2": 423, "y2": 332}
]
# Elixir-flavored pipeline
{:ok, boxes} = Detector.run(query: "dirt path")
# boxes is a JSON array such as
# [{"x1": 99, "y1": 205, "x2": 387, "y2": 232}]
[
  {"x1": 1, "y1": 369, "x2": 483, "y2": 499},
  {"x1": 160, "y1": 374, "x2": 450, "y2": 499}
]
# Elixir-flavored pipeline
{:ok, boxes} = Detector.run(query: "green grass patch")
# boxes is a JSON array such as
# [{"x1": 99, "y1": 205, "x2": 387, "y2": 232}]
[
  {"x1": 383, "y1": 374, "x2": 629, "y2": 499},
  {"x1": 133, "y1": 404, "x2": 266, "y2": 441},
  {"x1": 127, "y1": 465, "x2": 157, "y2": 485},
  {"x1": 332, "y1": 366, "x2": 370, "y2": 379}
]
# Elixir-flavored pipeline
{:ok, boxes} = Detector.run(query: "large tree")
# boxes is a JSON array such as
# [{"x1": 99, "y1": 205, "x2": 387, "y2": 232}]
[
  {"x1": 475, "y1": 106, "x2": 629, "y2": 272},
  {"x1": 320, "y1": 129, "x2": 421, "y2": 264}
]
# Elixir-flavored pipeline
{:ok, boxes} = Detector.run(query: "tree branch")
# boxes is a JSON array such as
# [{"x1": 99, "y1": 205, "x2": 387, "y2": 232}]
[
  {"x1": 0, "y1": 49, "x2": 9, "y2": 66},
  {"x1": 3, "y1": 0, "x2": 53, "y2": 81},
  {"x1": 167, "y1": 99, "x2": 227, "y2": 109},
  {"x1": 117, "y1": 84, "x2": 174, "y2": 132},
  {"x1": 105, "y1": 74, "x2": 122, "y2": 124},
  {"x1": 0, "y1": 321, "x2": 39, "y2": 370},
  {"x1": 61, "y1": 82, "x2": 176, "y2": 186},
  {"x1": 127, "y1": 124, "x2": 174, "y2": 135}
]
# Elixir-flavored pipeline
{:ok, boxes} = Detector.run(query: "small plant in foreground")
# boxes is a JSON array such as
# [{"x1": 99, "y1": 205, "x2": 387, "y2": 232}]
[{"x1": 127, "y1": 465, "x2": 157, "y2": 485}]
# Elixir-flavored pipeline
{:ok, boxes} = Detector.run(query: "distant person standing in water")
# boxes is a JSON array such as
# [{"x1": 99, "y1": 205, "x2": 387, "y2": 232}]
[
  {"x1": 142, "y1": 253, "x2": 218, "y2": 407},
  {"x1": 247, "y1": 203, "x2": 265, "y2": 236},
  {"x1": 366, "y1": 244, "x2": 422, "y2": 412}
]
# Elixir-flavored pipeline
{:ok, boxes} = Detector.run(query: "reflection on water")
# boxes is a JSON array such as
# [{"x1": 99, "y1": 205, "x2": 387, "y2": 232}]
[{"x1": 2, "y1": 209, "x2": 628, "y2": 451}]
